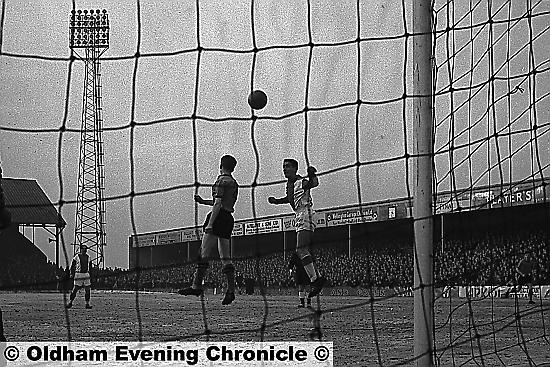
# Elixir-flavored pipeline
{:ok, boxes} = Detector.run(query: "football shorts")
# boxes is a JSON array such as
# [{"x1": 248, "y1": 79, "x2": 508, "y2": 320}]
[
  {"x1": 203, "y1": 209, "x2": 234, "y2": 239},
  {"x1": 294, "y1": 208, "x2": 316, "y2": 232},
  {"x1": 73, "y1": 272, "x2": 91, "y2": 287}
]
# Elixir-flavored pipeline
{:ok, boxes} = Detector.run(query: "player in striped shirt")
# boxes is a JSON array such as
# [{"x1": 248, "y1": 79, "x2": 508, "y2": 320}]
[
  {"x1": 66, "y1": 244, "x2": 93, "y2": 309},
  {"x1": 268, "y1": 159, "x2": 325, "y2": 298}
]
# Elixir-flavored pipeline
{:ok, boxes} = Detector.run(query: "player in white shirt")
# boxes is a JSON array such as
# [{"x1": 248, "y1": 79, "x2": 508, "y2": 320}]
[{"x1": 269, "y1": 159, "x2": 325, "y2": 298}]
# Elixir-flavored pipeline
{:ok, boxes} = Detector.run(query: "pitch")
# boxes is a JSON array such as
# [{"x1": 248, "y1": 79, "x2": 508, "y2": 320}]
[{"x1": 1, "y1": 291, "x2": 549, "y2": 366}]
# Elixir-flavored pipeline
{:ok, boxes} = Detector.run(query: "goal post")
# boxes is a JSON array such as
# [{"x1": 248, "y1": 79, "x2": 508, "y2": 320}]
[{"x1": 413, "y1": 0, "x2": 434, "y2": 365}]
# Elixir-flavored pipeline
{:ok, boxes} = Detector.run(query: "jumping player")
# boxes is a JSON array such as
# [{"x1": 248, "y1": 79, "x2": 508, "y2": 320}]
[
  {"x1": 289, "y1": 252, "x2": 312, "y2": 308},
  {"x1": 66, "y1": 244, "x2": 93, "y2": 309},
  {"x1": 179, "y1": 155, "x2": 238, "y2": 305},
  {"x1": 268, "y1": 159, "x2": 325, "y2": 298}
]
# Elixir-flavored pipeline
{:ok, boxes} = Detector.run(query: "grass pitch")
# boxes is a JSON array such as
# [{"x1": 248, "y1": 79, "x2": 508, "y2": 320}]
[{"x1": 1, "y1": 291, "x2": 549, "y2": 366}]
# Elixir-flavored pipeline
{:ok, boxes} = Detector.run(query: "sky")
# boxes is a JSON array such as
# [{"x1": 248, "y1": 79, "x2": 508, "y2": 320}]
[{"x1": 1, "y1": 0, "x2": 548, "y2": 269}]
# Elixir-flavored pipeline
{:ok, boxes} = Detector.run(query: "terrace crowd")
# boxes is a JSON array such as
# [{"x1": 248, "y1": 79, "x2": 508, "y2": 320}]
[
  {"x1": 92, "y1": 230, "x2": 549, "y2": 291},
  {"x1": 1, "y1": 231, "x2": 548, "y2": 291}
]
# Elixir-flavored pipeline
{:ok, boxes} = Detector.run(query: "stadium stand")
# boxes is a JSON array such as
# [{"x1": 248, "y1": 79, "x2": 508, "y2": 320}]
[
  {"x1": 1, "y1": 177, "x2": 547, "y2": 294},
  {"x1": 0, "y1": 178, "x2": 65, "y2": 291},
  {"x1": 92, "y1": 229, "x2": 548, "y2": 292},
  {"x1": 0, "y1": 225, "x2": 62, "y2": 290}
]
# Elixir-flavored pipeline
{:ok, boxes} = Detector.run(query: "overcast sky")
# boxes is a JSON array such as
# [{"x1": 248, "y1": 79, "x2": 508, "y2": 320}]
[{"x1": 1, "y1": 0, "x2": 548, "y2": 268}]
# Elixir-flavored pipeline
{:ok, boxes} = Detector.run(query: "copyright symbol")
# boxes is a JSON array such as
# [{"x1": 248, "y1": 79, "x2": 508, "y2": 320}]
[
  {"x1": 314, "y1": 345, "x2": 329, "y2": 361},
  {"x1": 4, "y1": 346, "x2": 19, "y2": 361}
]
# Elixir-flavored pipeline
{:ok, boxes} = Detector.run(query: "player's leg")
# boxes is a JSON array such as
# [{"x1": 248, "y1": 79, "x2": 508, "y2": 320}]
[
  {"x1": 218, "y1": 237, "x2": 235, "y2": 305},
  {"x1": 195, "y1": 233, "x2": 217, "y2": 287},
  {"x1": 308, "y1": 307, "x2": 323, "y2": 341},
  {"x1": 306, "y1": 286, "x2": 313, "y2": 309},
  {"x1": 236, "y1": 276, "x2": 243, "y2": 294},
  {"x1": 296, "y1": 230, "x2": 325, "y2": 298},
  {"x1": 298, "y1": 284, "x2": 306, "y2": 308},
  {"x1": 0, "y1": 307, "x2": 6, "y2": 342},
  {"x1": 296, "y1": 230, "x2": 319, "y2": 281},
  {"x1": 66, "y1": 284, "x2": 82, "y2": 308},
  {"x1": 504, "y1": 276, "x2": 516, "y2": 297},
  {"x1": 528, "y1": 281, "x2": 534, "y2": 304},
  {"x1": 84, "y1": 285, "x2": 92, "y2": 309},
  {"x1": 514, "y1": 275, "x2": 526, "y2": 300},
  {"x1": 179, "y1": 233, "x2": 217, "y2": 296}
]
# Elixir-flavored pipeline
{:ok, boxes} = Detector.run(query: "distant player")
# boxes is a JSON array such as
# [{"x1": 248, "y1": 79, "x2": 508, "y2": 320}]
[
  {"x1": 66, "y1": 244, "x2": 93, "y2": 309},
  {"x1": 0, "y1": 163, "x2": 9, "y2": 342},
  {"x1": 0, "y1": 308, "x2": 5, "y2": 342},
  {"x1": 179, "y1": 155, "x2": 239, "y2": 305},
  {"x1": 268, "y1": 159, "x2": 325, "y2": 298},
  {"x1": 245, "y1": 277, "x2": 255, "y2": 295},
  {"x1": 235, "y1": 271, "x2": 244, "y2": 295},
  {"x1": 289, "y1": 252, "x2": 312, "y2": 308},
  {"x1": 0, "y1": 165, "x2": 10, "y2": 230},
  {"x1": 515, "y1": 254, "x2": 535, "y2": 304}
]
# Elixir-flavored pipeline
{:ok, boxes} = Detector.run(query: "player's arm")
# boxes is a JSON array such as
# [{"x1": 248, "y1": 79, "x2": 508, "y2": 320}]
[
  {"x1": 268, "y1": 196, "x2": 289, "y2": 205},
  {"x1": 516, "y1": 268, "x2": 523, "y2": 277},
  {"x1": 70, "y1": 258, "x2": 76, "y2": 277},
  {"x1": 302, "y1": 166, "x2": 319, "y2": 190},
  {"x1": 194, "y1": 194, "x2": 214, "y2": 206},
  {"x1": 206, "y1": 198, "x2": 222, "y2": 231},
  {"x1": 516, "y1": 260, "x2": 525, "y2": 276}
]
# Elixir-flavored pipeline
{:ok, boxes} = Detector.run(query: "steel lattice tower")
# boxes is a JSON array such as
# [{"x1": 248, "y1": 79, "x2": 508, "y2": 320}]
[{"x1": 69, "y1": 9, "x2": 109, "y2": 268}]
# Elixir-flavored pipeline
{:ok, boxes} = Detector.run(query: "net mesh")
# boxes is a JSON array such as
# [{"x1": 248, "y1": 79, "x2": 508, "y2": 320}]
[
  {"x1": 432, "y1": 0, "x2": 550, "y2": 365},
  {"x1": 0, "y1": 0, "x2": 549, "y2": 365}
]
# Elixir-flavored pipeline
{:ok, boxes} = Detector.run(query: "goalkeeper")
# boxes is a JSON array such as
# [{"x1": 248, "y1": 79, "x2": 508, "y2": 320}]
[
  {"x1": 515, "y1": 254, "x2": 535, "y2": 304},
  {"x1": 506, "y1": 253, "x2": 535, "y2": 304}
]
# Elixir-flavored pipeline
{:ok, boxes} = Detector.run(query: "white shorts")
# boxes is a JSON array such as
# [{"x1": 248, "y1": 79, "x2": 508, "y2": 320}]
[
  {"x1": 73, "y1": 272, "x2": 91, "y2": 287},
  {"x1": 295, "y1": 208, "x2": 316, "y2": 232}
]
